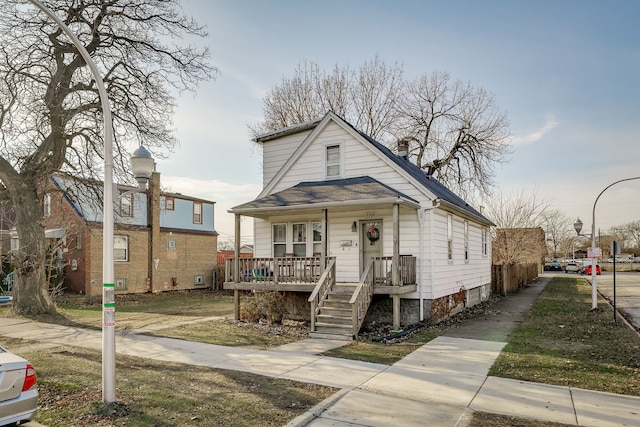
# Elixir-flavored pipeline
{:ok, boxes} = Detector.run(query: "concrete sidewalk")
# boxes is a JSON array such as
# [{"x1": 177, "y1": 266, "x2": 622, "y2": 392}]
[{"x1": 2, "y1": 274, "x2": 639, "y2": 427}]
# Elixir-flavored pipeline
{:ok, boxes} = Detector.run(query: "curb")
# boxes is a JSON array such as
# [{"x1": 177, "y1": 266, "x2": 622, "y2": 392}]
[{"x1": 284, "y1": 388, "x2": 350, "y2": 427}]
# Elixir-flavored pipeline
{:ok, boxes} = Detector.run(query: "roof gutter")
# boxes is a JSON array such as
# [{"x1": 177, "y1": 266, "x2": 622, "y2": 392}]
[
  {"x1": 438, "y1": 199, "x2": 495, "y2": 226},
  {"x1": 229, "y1": 196, "x2": 420, "y2": 216}
]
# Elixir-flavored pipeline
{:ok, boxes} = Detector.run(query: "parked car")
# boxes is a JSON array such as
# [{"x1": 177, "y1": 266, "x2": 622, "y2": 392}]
[
  {"x1": 583, "y1": 264, "x2": 602, "y2": 275},
  {"x1": 565, "y1": 262, "x2": 581, "y2": 273},
  {"x1": 0, "y1": 345, "x2": 38, "y2": 425},
  {"x1": 547, "y1": 262, "x2": 563, "y2": 271}
]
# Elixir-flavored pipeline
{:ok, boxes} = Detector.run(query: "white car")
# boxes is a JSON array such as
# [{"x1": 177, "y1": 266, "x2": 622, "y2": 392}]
[
  {"x1": 565, "y1": 262, "x2": 581, "y2": 273},
  {"x1": 0, "y1": 345, "x2": 38, "y2": 426}
]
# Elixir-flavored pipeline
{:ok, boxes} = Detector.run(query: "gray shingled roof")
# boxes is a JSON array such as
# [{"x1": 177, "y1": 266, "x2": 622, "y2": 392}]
[
  {"x1": 231, "y1": 176, "x2": 419, "y2": 214},
  {"x1": 241, "y1": 112, "x2": 493, "y2": 225}
]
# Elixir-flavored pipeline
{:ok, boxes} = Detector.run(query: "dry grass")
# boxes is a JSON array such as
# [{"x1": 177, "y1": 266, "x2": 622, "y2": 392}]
[
  {"x1": 490, "y1": 277, "x2": 640, "y2": 396},
  {"x1": 12, "y1": 341, "x2": 336, "y2": 426}
]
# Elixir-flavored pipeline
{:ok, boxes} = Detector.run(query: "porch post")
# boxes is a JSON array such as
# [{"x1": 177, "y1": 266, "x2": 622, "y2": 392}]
[
  {"x1": 322, "y1": 209, "x2": 328, "y2": 266},
  {"x1": 392, "y1": 203, "x2": 400, "y2": 286},
  {"x1": 392, "y1": 202, "x2": 400, "y2": 330},
  {"x1": 392, "y1": 294, "x2": 400, "y2": 330},
  {"x1": 234, "y1": 213, "x2": 241, "y2": 320}
]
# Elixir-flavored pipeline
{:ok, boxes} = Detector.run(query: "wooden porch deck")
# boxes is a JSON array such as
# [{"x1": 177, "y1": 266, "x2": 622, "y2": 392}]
[{"x1": 223, "y1": 256, "x2": 417, "y2": 294}]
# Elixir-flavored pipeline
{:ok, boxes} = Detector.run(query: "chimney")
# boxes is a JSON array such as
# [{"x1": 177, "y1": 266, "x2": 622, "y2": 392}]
[
  {"x1": 397, "y1": 139, "x2": 409, "y2": 160},
  {"x1": 425, "y1": 163, "x2": 435, "y2": 177}
]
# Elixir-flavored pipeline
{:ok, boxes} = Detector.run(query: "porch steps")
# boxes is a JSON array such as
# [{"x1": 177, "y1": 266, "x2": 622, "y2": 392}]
[{"x1": 309, "y1": 283, "x2": 358, "y2": 341}]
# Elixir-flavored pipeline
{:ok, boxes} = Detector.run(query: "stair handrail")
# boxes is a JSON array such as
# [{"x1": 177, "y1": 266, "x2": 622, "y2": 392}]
[
  {"x1": 308, "y1": 258, "x2": 336, "y2": 331},
  {"x1": 349, "y1": 258, "x2": 375, "y2": 336}
]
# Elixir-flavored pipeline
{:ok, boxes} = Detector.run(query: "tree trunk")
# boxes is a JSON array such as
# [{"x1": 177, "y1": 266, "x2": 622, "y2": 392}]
[{"x1": 10, "y1": 182, "x2": 55, "y2": 316}]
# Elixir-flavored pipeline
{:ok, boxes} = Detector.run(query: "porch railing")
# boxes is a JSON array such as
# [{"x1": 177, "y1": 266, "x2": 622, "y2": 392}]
[
  {"x1": 349, "y1": 258, "x2": 375, "y2": 336},
  {"x1": 225, "y1": 256, "x2": 334, "y2": 284},
  {"x1": 372, "y1": 256, "x2": 417, "y2": 285},
  {"x1": 308, "y1": 258, "x2": 336, "y2": 331}
]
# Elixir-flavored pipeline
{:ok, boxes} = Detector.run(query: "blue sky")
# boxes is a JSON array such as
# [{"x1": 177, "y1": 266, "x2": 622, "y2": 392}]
[{"x1": 157, "y1": 0, "x2": 640, "y2": 244}]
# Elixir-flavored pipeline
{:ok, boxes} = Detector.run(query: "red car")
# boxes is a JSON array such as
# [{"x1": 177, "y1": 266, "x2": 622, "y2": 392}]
[{"x1": 583, "y1": 265, "x2": 601, "y2": 275}]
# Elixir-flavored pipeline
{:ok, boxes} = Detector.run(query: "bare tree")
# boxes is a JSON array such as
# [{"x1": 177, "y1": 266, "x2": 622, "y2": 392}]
[
  {"x1": 0, "y1": 0, "x2": 215, "y2": 315},
  {"x1": 397, "y1": 71, "x2": 511, "y2": 198},
  {"x1": 541, "y1": 209, "x2": 573, "y2": 258},
  {"x1": 252, "y1": 61, "x2": 510, "y2": 198},
  {"x1": 253, "y1": 56, "x2": 404, "y2": 141},
  {"x1": 624, "y1": 220, "x2": 640, "y2": 249}
]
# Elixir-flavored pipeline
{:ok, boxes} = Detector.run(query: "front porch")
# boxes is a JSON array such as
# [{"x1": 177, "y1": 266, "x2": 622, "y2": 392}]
[
  {"x1": 224, "y1": 255, "x2": 417, "y2": 339},
  {"x1": 223, "y1": 255, "x2": 416, "y2": 291}
]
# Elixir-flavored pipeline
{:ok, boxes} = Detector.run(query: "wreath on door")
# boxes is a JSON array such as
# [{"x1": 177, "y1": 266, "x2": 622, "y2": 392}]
[{"x1": 366, "y1": 223, "x2": 380, "y2": 245}]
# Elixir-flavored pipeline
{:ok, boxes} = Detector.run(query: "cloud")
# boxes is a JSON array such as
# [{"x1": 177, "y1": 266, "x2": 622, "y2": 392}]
[{"x1": 511, "y1": 115, "x2": 559, "y2": 145}]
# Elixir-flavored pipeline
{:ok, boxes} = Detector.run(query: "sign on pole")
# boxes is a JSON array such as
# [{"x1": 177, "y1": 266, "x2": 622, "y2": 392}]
[{"x1": 587, "y1": 247, "x2": 601, "y2": 258}]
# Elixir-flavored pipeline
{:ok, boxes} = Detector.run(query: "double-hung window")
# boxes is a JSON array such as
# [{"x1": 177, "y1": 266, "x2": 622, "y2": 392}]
[
  {"x1": 325, "y1": 144, "x2": 341, "y2": 178},
  {"x1": 312, "y1": 222, "x2": 322, "y2": 254},
  {"x1": 114, "y1": 235, "x2": 129, "y2": 262},
  {"x1": 193, "y1": 202, "x2": 202, "y2": 224},
  {"x1": 165, "y1": 197, "x2": 175, "y2": 210},
  {"x1": 119, "y1": 191, "x2": 133, "y2": 217},
  {"x1": 273, "y1": 224, "x2": 286, "y2": 257},
  {"x1": 292, "y1": 223, "x2": 307, "y2": 256}
]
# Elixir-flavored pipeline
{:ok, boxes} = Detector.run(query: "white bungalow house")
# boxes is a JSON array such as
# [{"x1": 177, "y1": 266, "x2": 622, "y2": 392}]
[{"x1": 225, "y1": 112, "x2": 493, "y2": 340}]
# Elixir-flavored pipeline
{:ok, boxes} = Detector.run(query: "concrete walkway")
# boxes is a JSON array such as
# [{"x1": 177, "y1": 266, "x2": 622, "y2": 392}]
[{"x1": 3, "y1": 274, "x2": 640, "y2": 427}]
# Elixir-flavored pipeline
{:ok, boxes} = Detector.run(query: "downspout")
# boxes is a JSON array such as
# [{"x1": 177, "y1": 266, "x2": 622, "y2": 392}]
[
  {"x1": 417, "y1": 208, "x2": 423, "y2": 321},
  {"x1": 233, "y1": 214, "x2": 241, "y2": 321},
  {"x1": 421, "y1": 198, "x2": 441, "y2": 321}
]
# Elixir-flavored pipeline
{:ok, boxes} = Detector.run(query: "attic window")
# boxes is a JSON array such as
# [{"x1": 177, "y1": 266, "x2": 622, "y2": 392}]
[
  {"x1": 325, "y1": 144, "x2": 342, "y2": 178},
  {"x1": 165, "y1": 197, "x2": 174, "y2": 210},
  {"x1": 119, "y1": 191, "x2": 133, "y2": 217}
]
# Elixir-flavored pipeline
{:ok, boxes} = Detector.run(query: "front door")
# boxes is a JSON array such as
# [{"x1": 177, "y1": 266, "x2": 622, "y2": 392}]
[{"x1": 360, "y1": 220, "x2": 382, "y2": 276}]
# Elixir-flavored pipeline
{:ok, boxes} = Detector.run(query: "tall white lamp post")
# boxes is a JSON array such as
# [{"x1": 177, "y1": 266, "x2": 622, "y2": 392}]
[
  {"x1": 28, "y1": 0, "x2": 155, "y2": 403},
  {"x1": 574, "y1": 176, "x2": 640, "y2": 311},
  {"x1": 26, "y1": 0, "x2": 118, "y2": 403}
]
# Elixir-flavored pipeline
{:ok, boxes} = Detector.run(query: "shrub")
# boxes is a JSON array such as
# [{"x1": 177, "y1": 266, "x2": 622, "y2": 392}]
[
  {"x1": 240, "y1": 299, "x2": 261, "y2": 323},
  {"x1": 261, "y1": 291, "x2": 287, "y2": 324},
  {"x1": 239, "y1": 291, "x2": 288, "y2": 324}
]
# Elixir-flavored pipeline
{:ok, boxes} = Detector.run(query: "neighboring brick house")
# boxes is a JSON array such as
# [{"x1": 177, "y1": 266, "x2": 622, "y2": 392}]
[
  {"x1": 492, "y1": 227, "x2": 546, "y2": 271},
  {"x1": 43, "y1": 173, "x2": 218, "y2": 296}
]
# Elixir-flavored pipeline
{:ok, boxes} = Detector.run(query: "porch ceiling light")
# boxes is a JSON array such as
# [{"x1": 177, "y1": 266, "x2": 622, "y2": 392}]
[{"x1": 130, "y1": 145, "x2": 155, "y2": 189}]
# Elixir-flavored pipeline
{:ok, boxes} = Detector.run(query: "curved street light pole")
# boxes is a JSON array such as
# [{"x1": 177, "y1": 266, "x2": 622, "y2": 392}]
[
  {"x1": 588, "y1": 176, "x2": 640, "y2": 310},
  {"x1": 27, "y1": 0, "x2": 117, "y2": 403}
]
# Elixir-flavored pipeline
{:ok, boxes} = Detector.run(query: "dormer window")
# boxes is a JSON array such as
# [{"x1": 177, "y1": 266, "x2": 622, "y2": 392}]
[
  {"x1": 325, "y1": 144, "x2": 342, "y2": 178},
  {"x1": 119, "y1": 191, "x2": 133, "y2": 217}
]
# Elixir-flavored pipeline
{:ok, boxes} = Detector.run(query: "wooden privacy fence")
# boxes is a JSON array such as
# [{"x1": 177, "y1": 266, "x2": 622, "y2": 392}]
[{"x1": 492, "y1": 263, "x2": 538, "y2": 295}]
